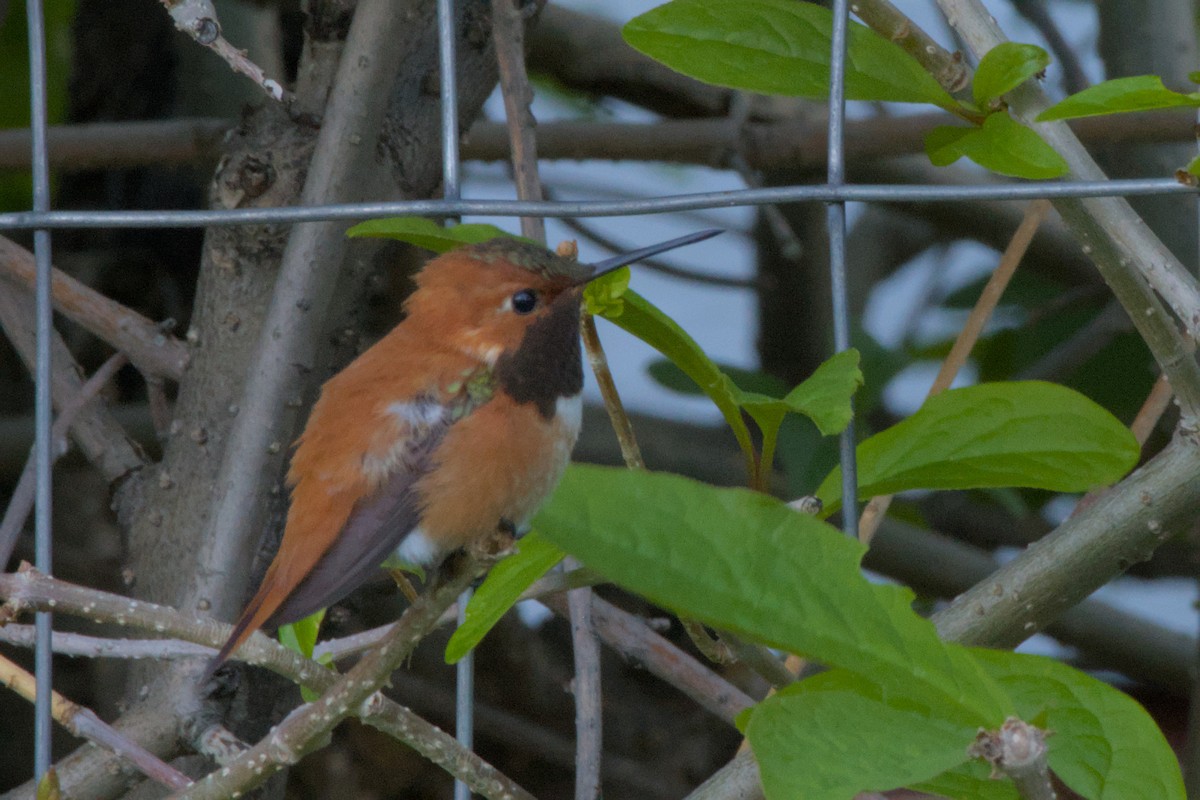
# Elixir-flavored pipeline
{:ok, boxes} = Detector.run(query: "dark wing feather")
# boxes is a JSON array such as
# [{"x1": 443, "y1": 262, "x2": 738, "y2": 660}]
[{"x1": 265, "y1": 405, "x2": 449, "y2": 628}]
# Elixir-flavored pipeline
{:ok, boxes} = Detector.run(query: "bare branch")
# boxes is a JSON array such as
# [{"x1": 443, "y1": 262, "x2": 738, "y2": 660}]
[
  {"x1": 968, "y1": 718, "x2": 1057, "y2": 800},
  {"x1": 0, "y1": 269, "x2": 143, "y2": 484},
  {"x1": 0, "y1": 353, "x2": 128, "y2": 566},
  {"x1": 160, "y1": 0, "x2": 290, "y2": 103},
  {"x1": 0, "y1": 651, "x2": 191, "y2": 790},
  {"x1": 0, "y1": 236, "x2": 188, "y2": 380}
]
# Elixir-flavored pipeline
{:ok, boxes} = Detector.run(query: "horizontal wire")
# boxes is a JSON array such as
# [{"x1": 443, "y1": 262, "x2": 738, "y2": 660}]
[{"x1": 0, "y1": 177, "x2": 1192, "y2": 230}]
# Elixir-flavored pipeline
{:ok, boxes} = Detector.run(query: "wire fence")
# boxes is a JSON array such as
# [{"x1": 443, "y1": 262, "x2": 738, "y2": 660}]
[{"x1": 12, "y1": 0, "x2": 1197, "y2": 789}]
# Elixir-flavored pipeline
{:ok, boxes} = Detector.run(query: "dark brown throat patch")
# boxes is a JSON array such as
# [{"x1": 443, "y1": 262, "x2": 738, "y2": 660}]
[{"x1": 495, "y1": 291, "x2": 584, "y2": 418}]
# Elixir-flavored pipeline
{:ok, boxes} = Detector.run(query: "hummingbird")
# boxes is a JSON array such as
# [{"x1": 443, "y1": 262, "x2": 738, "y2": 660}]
[{"x1": 207, "y1": 229, "x2": 721, "y2": 673}]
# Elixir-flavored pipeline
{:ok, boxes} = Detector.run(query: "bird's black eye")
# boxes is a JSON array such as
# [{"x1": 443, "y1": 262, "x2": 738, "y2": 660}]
[{"x1": 511, "y1": 289, "x2": 538, "y2": 314}]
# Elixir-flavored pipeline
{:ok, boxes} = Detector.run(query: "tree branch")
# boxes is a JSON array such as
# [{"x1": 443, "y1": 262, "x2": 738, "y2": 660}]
[
  {"x1": 0, "y1": 236, "x2": 189, "y2": 381},
  {"x1": 933, "y1": 0, "x2": 1200, "y2": 424}
]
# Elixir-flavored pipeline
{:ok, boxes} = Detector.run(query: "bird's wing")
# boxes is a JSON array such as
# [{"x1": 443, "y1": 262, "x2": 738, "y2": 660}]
[
  {"x1": 264, "y1": 420, "x2": 443, "y2": 628},
  {"x1": 206, "y1": 386, "x2": 481, "y2": 676}
]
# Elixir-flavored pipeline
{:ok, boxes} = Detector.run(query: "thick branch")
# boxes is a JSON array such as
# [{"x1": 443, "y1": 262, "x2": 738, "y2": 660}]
[{"x1": 934, "y1": 0, "x2": 1200, "y2": 423}]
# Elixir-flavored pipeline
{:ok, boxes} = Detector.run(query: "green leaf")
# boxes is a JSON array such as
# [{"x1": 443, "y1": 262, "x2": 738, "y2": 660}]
[
  {"x1": 972, "y1": 649, "x2": 1185, "y2": 800},
  {"x1": 278, "y1": 610, "x2": 328, "y2": 702},
  {"x1": 445, "y1": 532, "x2": 565, "y2": 664},
  {"x1": 925, "y1": 113, "x2": 1068, "y2": 179},
  {"x1": 648, "y1": 359, "x2": 789, "y2": 399},
  {"x1": 1038, "y1": 75, "x2": 1200, "y2": 121},
  {"x1": 734, "y1": 349, "x2": 862, "y2": 438},
  {"x1": 1186, "y1": 153, "x2": 1200, "y2": 178},
  {"x1": 745, "y1": 670, "x2": 977, "y2": 799},
  {"x1": 600, "y1": 290, "x2": 759, "y2": 477},
  {"x1": 816, "y1": 381, "x2": 1140, "y2": 517},
  {"x1": 582, "y1": 266, "x2": 631, "y2": 317},
  {"x1": 972, "y1": 43, "x2": 1050, "y2": 106},
  {"x1": 536, "y1": 466, "x2": 1010, "y2": 726},
  {"x1": 346, "y1": 218, "x2": 527, "y2": 251},
  {"x1": 623, "y1": 0, "x2": 956, "y2": 109},
  {"x1": 732, "y1": 349, "x2": 862, "y2": 475}
]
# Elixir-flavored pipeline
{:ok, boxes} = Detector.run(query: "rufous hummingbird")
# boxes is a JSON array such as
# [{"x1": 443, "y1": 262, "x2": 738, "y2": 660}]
[{"x1": 208, "y1": 229, "x2": 721, "y2": 673}]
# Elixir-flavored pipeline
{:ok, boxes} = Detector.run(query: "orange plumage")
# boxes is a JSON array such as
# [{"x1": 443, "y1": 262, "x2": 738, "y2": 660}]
[{"x1": 208, "y1": 230, "x2": 720, "y2": 674}]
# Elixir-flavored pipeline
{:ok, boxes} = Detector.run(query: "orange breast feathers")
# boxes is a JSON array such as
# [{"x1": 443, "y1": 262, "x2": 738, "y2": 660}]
[{"x1": 416, "y1": 389, "x2": 582, "y2": 550}]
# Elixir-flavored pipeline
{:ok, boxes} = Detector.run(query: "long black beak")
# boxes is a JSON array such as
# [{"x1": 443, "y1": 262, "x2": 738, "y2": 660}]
[{"x1": 579, "y1": 229, "x2": 723, "y2": 284}]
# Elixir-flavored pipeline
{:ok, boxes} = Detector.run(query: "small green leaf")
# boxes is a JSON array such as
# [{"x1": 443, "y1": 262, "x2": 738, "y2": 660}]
[
  {"x1": 1189, "y1": 70, "x2": 1200, "y2": 85},
  {"x1": 623, "y1": 0, "x2": 956, "y2": 110},
  {"x1": 732, "y1": 350, "x2": 862, "y2": 475},
  {"x1": 346, "y1": 217, "x2": 526, "y2": 251},
  {"x1": 1186, "y1": 153, "x2": 1200, "y2": 178},
  {"x1": 582, "y1": 266, "x2": 631, "y2": 317},
  {"x1": 445, "y1": 532, "x2": 565, "y2": 663},
  {"x1": 972, "y1": 42, "x2": 1050, "y2": 106},
  {"x1": 537, "y1": 466, "x2": 1010, "y2": 726},
  {"x1": 1038, "y1": 74, "x2": 1200, "y2": 121},
  {"x1": 745, "y1": 670, "x2": 977, "y2": 799},
  {"x1": 973, "y1": 649, "x2": 1184, "y2": 800},
  {"x1": 736, "y1": 348, "x2": 862, "y2": 438},
  {"x1": 816, "y1": 381, "x2": 1140, "y2": 517},
  {"x1": 279, "y1": 610, "x2": 328, "y2": 702},
  {"x1": 924, "y1": 113, "x2": 1068, "y2": 179}
]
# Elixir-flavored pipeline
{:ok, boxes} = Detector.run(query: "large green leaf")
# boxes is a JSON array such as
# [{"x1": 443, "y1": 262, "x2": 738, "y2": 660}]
[
  {"x1": 973, "y1": 649, "x2": 1185, "y2": 800},
  {"x1": 623, "y1": 0, "x2": 956, "y2": 109},
  {"x1": 744, "y1": 670, "x2": 978, "y2": 799},
  {"x1": 925, "y1": 113, "x2": 1068, "y2": 179},
  {"x1": 1038, "y1": 75, "x2": 1200, "y2": 121},
  {"x1": 816, "y1": 382, "x2": 1139, "y2": 517},
  {"x1": 346, "y1": 218, "x2": 527, "y2": 251},
  {"x1": 536, "y1": 466, "x2": 1010, "y2": 726},
  {"x1": 972, "y1": 42, "x2": 1050, "y2": 106},
  {"x1": 444, "y1": 532, "x2": 565, "y2": 664}
]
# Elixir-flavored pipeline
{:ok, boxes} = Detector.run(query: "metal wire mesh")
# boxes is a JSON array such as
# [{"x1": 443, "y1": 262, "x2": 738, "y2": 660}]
[{"x1": 14, "y1": 0, "x2": 1196, "y2": 787}]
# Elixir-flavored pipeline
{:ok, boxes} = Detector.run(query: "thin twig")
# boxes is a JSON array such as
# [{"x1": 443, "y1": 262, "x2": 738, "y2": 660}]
[
  {"x1": 0, "y1": 277, "x2": 143, "y2": 483},
  {"x1": 851, "y1": 0, "x2": 972, "y2": 95},
  {"x1": 491, "y1": 2, "x2": 606, "y2": 795},
  {"x1": 0, "y1": 237, "x2": 188, "y2": 381},
  {"x1": 0, "y1": 353, "x2": 128, "y2": 566},
  {"x1": 540, "y1": 593, "x2": 756, "y2": 724},
  {"x1": 1130, "y1": 374, "x2": 1175, "y2": 445},
  {"x1": 0, "y1": 565, "x2": 534, "y2": 797},
  {"x1": 0, "y1": 652, "x2": 192, "y2": 790},
  {"x1": 160, "y1": 0, "x2": 290, "y2": 103},
  {"x1": 172, "y1": 550, "x2": 528, "y2": 800},
  {"x1": 967, "y1": 718, "x2": 1057, "y2": 800},
  {"x1": 858, "y1": 199, "x2": 1050, "y2": 543}
]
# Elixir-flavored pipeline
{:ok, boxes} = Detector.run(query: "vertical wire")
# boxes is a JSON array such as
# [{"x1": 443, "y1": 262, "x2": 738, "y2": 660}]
[
  {"x1": 26, "y1": 0, "x2": 55, "y2": 781},
  {"x1": 826, "y1": 0, "x2": 858, "y2": 537},
  {"x1": 437, "y1": 2, "x2": 473, "y2": 798}
]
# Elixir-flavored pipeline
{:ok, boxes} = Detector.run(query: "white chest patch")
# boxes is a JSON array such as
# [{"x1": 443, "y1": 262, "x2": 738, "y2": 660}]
[
  {"x1": 556, "y1": 393, "x2": 583, "y2": 443},
  {"x1": 393, "y1": 527, "x2": 442, "y2": 568}
]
